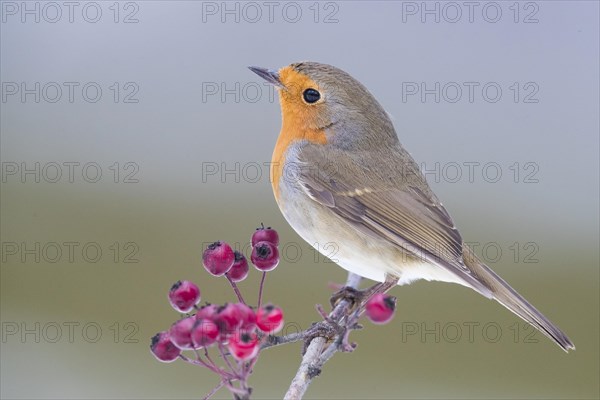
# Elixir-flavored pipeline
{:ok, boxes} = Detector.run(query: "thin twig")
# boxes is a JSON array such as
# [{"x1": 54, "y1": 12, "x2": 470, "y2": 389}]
[
  {"x1": 283, "y1": 273, "x2": 362, "y2": 400},
  {"x1": 218, "y1": 343, "x2": 239, "y2": 377},
  {"x1": 317, "y1": 338, "x2": 339, "y2": 365},
  {"x1": 223, "y1": 381, "x2": 247, "y2": 396},
  {"x1": 226, "y1": 274, "x2": 247, "y2": 304},
  {"x1": 283, "y1": 273, "x2": 398, "y2": 399},
  {"x1": 257, "y1": 271, "x2": 267, "y2": 307},
  {"x1": 245, "y1": 355, "x2": 260, "y2": 379},
  {"x1": 180, "y1": 354, "x2": 220, "y2": 373},
  {"x1": 184, "y1": 351, "x2": 234, "y2": 378},
  {"x1": 203, "y1": 348, "x2": 221, "y2": 372},
  {"x1": 260, "y1": 331, "x2": 305, "y2": 350},
  {"x1": 203, "y1": 380, "x2": 225, "y2": 400}
]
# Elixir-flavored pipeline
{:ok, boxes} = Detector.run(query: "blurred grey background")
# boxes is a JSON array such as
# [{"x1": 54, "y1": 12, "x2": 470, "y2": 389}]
[{"x1": 1, "y1": 1, "x2": 598, "y2": 399}]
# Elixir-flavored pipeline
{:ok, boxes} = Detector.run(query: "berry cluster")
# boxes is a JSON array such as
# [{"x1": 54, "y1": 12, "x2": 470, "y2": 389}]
[
  {"x1": 150, "y1": 225, "x2": 283, "y2": 397},
  {"x1": 150, "y1": 223, "x2": 399, "y2": 399},
  {"x1": 152, "y1": 299, "x2": 284, "y2": 363}
]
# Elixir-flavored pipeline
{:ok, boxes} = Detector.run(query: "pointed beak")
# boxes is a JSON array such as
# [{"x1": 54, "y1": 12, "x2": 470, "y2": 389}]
[{"x1": 248, "y1": 66, "x2": 285, "y2": 89}]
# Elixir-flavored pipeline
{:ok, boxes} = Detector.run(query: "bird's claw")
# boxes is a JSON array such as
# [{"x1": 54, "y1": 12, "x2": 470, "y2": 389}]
[{"x1": 329, "y1": 286, "x2": 364, "y2": 309}]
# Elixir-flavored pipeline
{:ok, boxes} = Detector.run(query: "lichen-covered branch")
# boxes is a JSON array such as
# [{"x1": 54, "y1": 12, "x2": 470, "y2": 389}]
[{"x1": 283, "y1": 273, "x2": 362, "y2": 400}]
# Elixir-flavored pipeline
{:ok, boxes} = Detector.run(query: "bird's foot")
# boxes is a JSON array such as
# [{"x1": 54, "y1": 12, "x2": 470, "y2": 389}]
[
  {"x1": 329, "y1": 275, "x2": 399, "y2": 310},
  {"x1": 329, "y1": 286, "x2": 364, "y2": 309},
  {"x1": 305, "y1": 275, "x2": 398, "y2": 356}
]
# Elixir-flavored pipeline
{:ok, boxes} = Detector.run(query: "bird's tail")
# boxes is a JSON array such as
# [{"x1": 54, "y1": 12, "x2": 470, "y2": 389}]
[{"x1": 462, "y1": 245, "x2": 575, "y2": 352}]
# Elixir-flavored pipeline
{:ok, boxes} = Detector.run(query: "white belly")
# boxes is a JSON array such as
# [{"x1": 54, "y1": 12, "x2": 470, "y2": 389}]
[{"x1": 276, "y1": 178, "x2": 468, "y2": 287}]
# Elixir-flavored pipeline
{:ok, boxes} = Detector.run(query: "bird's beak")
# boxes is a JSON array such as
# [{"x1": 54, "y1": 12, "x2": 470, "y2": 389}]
[{"x1": 248, "y1": 66, "x2": 285, "y2": 89}]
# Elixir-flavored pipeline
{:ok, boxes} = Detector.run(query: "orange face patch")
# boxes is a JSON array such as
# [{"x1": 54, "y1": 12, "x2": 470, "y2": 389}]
[{"x1": 270, "y1": 66, "x2": 328, "y2": 201}]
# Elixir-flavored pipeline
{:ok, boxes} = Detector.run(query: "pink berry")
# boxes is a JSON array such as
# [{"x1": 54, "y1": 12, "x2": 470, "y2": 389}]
[
  {"x1": 214, "y1": 303, "x2": 243, "y2": 337},
  {"x1": 228, "y1": 331, "x2": 259, "y2": 361},
  {"x1": 150, "y1": 331, "x2": 181, "y2": 363},
  {"x1": 235, "y1": 303, "x2": 256, "y2": 330},
  {"x1": 195, "y1": 303, "x2": 219, "y2": 321},
  {"x1": 203, "y1": 241, "x2": 235, "y2": 276},
  {"x1": 251, "y1": 241, "x2": 279, "y2": 271},
  {"x1": 252, "y1": 224, "x2": 279, "y2": 246},
  {"x1": 168, "y1": 280, "x2": 201, "y2": 313},
  {"x1": 256, "y1": 304, "x2": 284, "y2": 334},
  {"x1": 169, "y1": 316, "x2": 196, "y2": 349},
  {"x1": 191, "y1": 319, "x2": 219, "y2": 348},
  {"x1": 365, "y1": 293, "x2": 396, "y2": 325},
  {"x1": 226, "y1": 251, "x2": 249, "y2": 282}
]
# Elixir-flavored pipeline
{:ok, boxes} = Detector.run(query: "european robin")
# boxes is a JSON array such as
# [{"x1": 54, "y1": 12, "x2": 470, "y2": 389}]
[{"x1": 249, "y1": 62, "x2": 574, "y2": 351}]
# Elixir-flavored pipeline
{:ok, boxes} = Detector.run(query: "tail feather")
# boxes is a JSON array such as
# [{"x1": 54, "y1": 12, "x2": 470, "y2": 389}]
[{"x1": 462, "y1": 245, "x2": 575, "y2": 352}]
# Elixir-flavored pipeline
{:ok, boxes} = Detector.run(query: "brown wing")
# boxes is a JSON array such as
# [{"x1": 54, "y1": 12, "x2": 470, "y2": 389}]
[{"x1": 298, "y1": 145, "x2": 493, "y2": 298}]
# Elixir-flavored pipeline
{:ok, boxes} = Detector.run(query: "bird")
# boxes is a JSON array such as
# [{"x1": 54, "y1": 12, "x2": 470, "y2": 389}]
[{"x1": 248, "y1": 62, "x2": 574, "y2": 352}]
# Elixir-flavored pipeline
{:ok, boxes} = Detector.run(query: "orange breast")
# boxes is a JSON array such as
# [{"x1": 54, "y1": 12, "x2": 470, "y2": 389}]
[{"x1": 270, "y1": 125, "x2": 327, "y2": 201}]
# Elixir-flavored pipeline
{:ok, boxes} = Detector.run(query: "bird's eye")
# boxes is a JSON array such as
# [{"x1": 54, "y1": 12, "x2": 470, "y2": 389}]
[{"x1": 303, "y1": 88, "x2": 321, "y2": 104}]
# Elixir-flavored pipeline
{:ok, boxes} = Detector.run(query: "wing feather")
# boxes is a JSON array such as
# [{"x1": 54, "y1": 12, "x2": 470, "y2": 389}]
[{"x1": 297, "y1": 145, "x2": 492, "y2": 297}]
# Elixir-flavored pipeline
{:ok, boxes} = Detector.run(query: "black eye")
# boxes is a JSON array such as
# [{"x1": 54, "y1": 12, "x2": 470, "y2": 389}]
[{"x1": 303, "y1": 88, "x2": 321, "y2": 104}]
